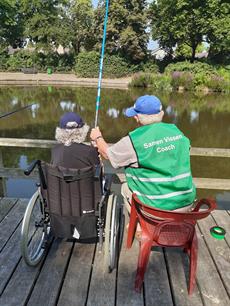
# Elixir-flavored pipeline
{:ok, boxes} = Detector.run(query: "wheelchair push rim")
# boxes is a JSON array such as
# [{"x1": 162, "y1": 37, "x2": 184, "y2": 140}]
[{"x1": 21, "y1": 189, "x2": 50, "y2": 266}]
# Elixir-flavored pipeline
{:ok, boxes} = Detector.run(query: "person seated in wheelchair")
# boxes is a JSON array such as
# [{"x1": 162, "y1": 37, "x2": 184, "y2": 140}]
[
  {"x1": 90, "y1": 95, "x2": 196, "y2": 215},
  {"x1": 52, "y1": 112, "x2": 100, "y2": 168},
  {"x1": 22, "y1": 112, "x2": 122, "y2": 268},
  {"x1": 46, "y1": 111, "x2": 106, "y2": 240}
]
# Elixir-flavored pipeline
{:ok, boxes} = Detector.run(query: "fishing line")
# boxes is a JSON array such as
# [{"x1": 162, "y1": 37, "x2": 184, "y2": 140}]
[
  {"x1": 0, "y1": 103, "x2": 35, "y2": 119},
  {"x1": 94, "y1": 0, "x2": 110, "y2": 128}
]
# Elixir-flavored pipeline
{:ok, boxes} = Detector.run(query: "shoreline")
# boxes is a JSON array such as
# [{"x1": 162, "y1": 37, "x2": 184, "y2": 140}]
[{"x1": 0, "y1": 72, "x2": 131, "y2": 89}]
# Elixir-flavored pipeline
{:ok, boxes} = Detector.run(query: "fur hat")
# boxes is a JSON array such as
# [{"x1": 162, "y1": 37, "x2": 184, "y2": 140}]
[{"x1": 55, "y1": 112, "x2": 89, "y2": 146}]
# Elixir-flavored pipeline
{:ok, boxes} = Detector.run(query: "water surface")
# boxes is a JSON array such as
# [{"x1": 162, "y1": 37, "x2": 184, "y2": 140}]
[{"x1": 0, "y1": 86, "x2": 229, "y2": 204}]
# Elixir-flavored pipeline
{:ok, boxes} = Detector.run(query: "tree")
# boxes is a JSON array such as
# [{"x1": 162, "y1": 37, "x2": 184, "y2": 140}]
[
  {"x1": 94, "y1": 0, "x2": 149, "y2": 63},
  {"x1": 0, "y1": 0, "x2": 25, "y2": 48},
  {"x1": 20, "y1": 0, "x2": 66, "y2": 51},
  {"x1": 64, "y1": 0, "x2": 95, "y2": 54},
  {"x1": 206, "y1": 1, "x2": 230, "y2": 64},
  {"x1": 149, "y1": 0, "x2": 212, "y2": 62}
]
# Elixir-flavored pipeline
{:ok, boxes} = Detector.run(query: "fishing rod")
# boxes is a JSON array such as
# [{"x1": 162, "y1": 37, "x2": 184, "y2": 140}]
[
  {"x1": 0, "y1": 103, "x2": 36, "y2": 119},
  {"x1": 94, "y1": 0, "x2": 110, "y2": 128}
]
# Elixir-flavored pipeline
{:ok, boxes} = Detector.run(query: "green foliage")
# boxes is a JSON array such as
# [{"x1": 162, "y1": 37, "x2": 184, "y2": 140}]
[
  {"x1": 4, "y1": 50, "x2": 75, "y2": 72},
  {"x1": 0, "y1": 0, "x2": 24, "y2": 47},
  {"x1": 165, "y1": 61, "x2": 229, "y2": 92},
  {"x1": 75, "y1": 51, "x2": 100, "y2": 77},
  {"x1": 94, "y1": 0, "x2": 148, "y2": 63},
  {"x1": 129, "y1": 73, "x2": 153, "y2": 87},
  {"x1": 63, "y1": 0, "x2": 95, "y2": 53},
  {"x1": 165, "y1": 61, "x2": 216, "y2": 75},
  {"x1": 75, "y1": 51, "x2": 136, "y2": 77},
  {"x1": 141, "y1": 62, "x2": 159, "y2": 74},
  {"x1": 175, "y1": 43, "x2": 207, "y2": 59},
  {"x1": 149, "y1": 74, "x2": 172, "y2": 92},
  {"x1": 129, "y1": 73, "x2": 172, "y2": 91},
  {"x1": 21, "y1": 0, "x2": 67, "y2": 51},
  {"x1": 0, "y1": 47, "x2": 9, "y2": 71},
  {"x1": 207, "y1": 1, "x2": 230, "y2": 64},
  {"x1": 149, "y1": 0, "x2": 229, "y2": 63},
  {"x1": 130, "y1": 61, "x2": 229, "y2": 92}
]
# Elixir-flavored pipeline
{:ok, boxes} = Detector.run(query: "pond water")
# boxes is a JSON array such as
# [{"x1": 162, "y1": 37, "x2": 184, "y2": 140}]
[{"x1": 0, "y1": 85, "x2": 230, "y2": 207}]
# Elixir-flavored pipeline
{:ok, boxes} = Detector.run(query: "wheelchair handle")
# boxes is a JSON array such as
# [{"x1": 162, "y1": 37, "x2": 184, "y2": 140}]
[
  {"x1": 24, "y1": 160, "x2": 39, "y2": 176},
  {"x1": 24, "y1": 160, "x2": 47, "y2": 190}
]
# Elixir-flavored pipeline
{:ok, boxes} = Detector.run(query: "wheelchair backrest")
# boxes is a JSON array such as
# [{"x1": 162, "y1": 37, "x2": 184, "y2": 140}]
[{"x1": 42, "y1": 162, "x2": 102, "y2": 218}]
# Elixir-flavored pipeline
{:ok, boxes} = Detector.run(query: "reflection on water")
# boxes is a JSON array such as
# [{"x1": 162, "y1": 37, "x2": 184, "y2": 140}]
[{"x1": 0, "y1": 86, "x2": 230, "y2": 201}]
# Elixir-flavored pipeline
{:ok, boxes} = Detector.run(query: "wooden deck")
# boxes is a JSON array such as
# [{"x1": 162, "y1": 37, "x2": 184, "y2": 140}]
[{"x1": 0, "y1": 197, "x2": 229, "y2": 306}]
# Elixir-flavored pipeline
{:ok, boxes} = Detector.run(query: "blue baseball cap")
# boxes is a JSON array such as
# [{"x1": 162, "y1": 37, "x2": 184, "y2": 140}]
[
  {"x1": 60, "y1": 112, "x2": 84, "y2": 129},
  {"x1": 125, "y1": 95, "x2": 162, "y2": 117}
]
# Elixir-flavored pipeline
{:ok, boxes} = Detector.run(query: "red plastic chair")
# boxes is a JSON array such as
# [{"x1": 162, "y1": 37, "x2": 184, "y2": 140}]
[{"x1": 127, "y1": 194, "x2": 217, "y2": 294}]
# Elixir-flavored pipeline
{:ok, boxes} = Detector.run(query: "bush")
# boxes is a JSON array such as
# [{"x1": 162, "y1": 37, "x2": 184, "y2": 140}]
[
  {"x1": 129, "y1": 73, "x2": 153, "y2": 87},
  {"x1": 129, "y1": 73, "x2": 172, "y2": 91},
  {"x1": 171, "y1": 71, "x2": 194, "y2": 91},
  {"x1": 140, "y1": 62, "x2": 159, "y2": 73},
  {"x1": 6, "y1": 50, "x2": 36, "y2": 71},
  {"x1": 0, "y1": 47, "x2": 9, "y2": 71},
  {"x1": 165, "y1": 61, "x2": 216, "y2": 75},
  {"x1": 165, "y1": 61, "x2": 229, "y2": 92},
  {"x1": 75, "y1": 51, "x2": 136, "y2": 78},
  {"x1": 75, "y1": 51, "x2": 100, "y2": 78},
  {"x1": 2, "y1": 49, "x2": 74, "y2": 72},
  {"x1": 149, "y1": 74, "x2": 172, "y2": 91}
]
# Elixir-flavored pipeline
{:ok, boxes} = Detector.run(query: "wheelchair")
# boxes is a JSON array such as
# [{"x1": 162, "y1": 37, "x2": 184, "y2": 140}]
[{"x1": 21, "y1": 160, "x2": 124, "y2": 272}]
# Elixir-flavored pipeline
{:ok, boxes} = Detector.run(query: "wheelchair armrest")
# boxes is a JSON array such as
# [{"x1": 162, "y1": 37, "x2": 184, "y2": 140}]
[
  {"x1": 104, "y1": 174, "x2": 113, "y2": 192},
  {"x1": 94, "y1": 164, "x2": 102, "y2": 180},
  {"x1": 24, "y1": 160, "x2": 40, "y2": 176}
]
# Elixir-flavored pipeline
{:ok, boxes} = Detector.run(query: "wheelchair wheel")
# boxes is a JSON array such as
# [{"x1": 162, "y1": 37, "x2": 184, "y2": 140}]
[
  {"x1": 21, "y1": 189, "x2": 50, "y2": 266},
  {"x1": 104, "y1": 193, "x2": 123, "y2": 272}
]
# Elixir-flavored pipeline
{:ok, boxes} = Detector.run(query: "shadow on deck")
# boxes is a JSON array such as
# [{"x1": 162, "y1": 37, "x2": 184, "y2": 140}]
[{"x1": 0, "y1": 197, "x2": 229, "y2": 306}]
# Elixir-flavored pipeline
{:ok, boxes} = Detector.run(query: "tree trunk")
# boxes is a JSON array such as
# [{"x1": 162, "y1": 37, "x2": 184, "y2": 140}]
[{"x1": 190, "y1": 45, "x2": 196, "y2": 63}]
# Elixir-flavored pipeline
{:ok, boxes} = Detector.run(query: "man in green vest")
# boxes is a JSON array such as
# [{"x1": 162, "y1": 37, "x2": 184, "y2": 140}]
[{"x1": 90, "y1": 95, "x2": 196, "y2": 213}]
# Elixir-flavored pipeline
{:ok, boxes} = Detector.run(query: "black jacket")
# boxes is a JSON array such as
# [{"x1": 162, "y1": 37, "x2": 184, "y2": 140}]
[{"x1": 51, "y1": 143, "x2": 100, "y2": 169}]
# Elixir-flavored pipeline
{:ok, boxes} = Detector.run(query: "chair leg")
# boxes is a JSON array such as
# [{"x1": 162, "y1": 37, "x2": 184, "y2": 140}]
[
  {"x1": 189, "y1": 232, "x2": 198, "y2": 295},
  {"x1": 135, "y1": 236, "x2": 152, "y2": 292},
  {"x1": 127, "y1": 207, "x2": 138, "y2": 249}
]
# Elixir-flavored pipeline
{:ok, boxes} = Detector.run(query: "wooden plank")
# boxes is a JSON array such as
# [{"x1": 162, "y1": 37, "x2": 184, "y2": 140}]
[
  {"x1": 0, "y1": 223, "x2": 22, "y2": 295},
  {"x1": 193, "y1": 178, "x2": 230, "y2": 191},
  {"x1": 116, "y1": 213, "x2": 144, "y2": 306},
  {"x1": 113, "y1": 173, "x2": 230, "y2": 190},
  {"x1": 144, "y1": 247, "x2": 174, "y2": 306},
  {"x1": 196, "y1": 229, "x2": 230, "y2": 306},
  {"x1": 87, "y1": 244, "x2": 116, "y2": 306},
  {"x1": 190, "y1": 147, "x2": 230, "y2": 158},
  {"x1": 0, "y1": 198, "x2": 17, "y2": 222},
  {"x1": 211, "y1": 210, "x2": 230, "y2": 246},
  {"x1": 0, "y1": 247, "x2": 49, "y2": 306},
  {"x1": 26, "y1": 239, "x2": 73, "y2": 306},
  {"x1": 0, "y1": 178, "x2": 6, "y2": 197},
  {"x1": 1, "y1": 167, "x2": 230, "y2": 190},
  {"x1": 0, "y1": 199, "x2": 28, "y2": 251},
  {"x1": 57, "y1": 243, "x2": 95, "y2": 306},
  {"x1": 0, "y1": 138, "x2": 57, "y2": 148},
  {"x1": 0, "y1": 168, "x2": 38, "y2": 179},
  {"x1": 198, "y1": 215, "x2": 230, "y2": 296},
  {"x1": 0, "y1": 138, "x2": 230, "y2": 157},
  {"x1": 164, "y1": 248, "x2": 203, "y2": 306}
]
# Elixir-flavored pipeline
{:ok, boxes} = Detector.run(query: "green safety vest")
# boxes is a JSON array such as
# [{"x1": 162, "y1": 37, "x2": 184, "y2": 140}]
[{"x1": 125, "y1": 122, "x2": 196, "y2": 210}]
